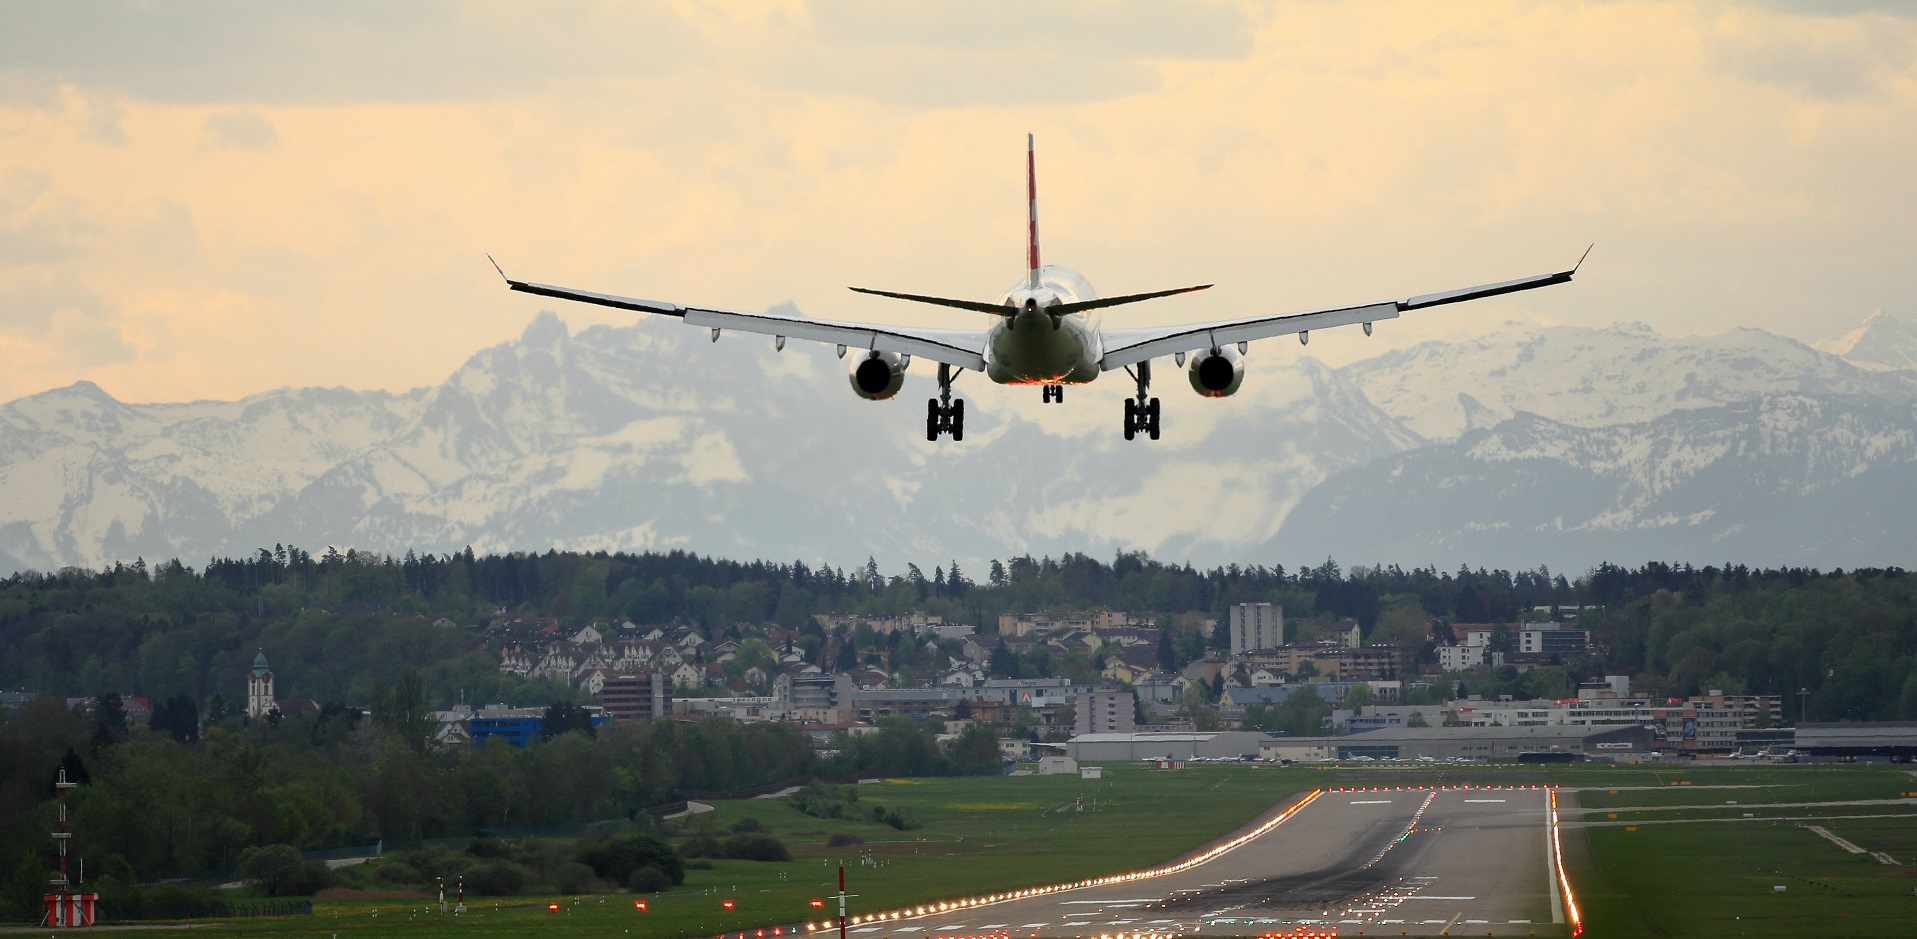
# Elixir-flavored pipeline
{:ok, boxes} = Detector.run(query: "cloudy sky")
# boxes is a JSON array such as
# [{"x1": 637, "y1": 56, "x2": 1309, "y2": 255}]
[{"x1": 2, "y1": 0, "x2": 1914, "y2": 406}]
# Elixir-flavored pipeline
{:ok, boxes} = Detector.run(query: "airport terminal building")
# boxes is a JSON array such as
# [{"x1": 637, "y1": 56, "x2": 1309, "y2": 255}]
[
  {"x1": 1259, "y1": 724, "x2": 1653, "y2": 762},
  {"x1": 1065, "y1": 731, "x2": 1276, "y2": 762}
]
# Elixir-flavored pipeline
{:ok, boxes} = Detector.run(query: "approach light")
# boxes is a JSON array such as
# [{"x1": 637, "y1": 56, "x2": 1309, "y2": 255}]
[
  {"x1": 547, "y1": 903, "x2": 560, "y2": 912},
  {"x1": 811, "y1": 899, "x2": 825, "y2": 909},
  {"x1": 723, "y1": 900, "x2": 735, "y2": 911},
  {"x1": 634, "y1": 901, "x2": 647, "y2": 911}
]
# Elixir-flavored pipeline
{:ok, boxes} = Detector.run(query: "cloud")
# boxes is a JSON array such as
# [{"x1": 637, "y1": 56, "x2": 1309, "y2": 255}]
[
  {"x1": 200, "y1": 110, "x2": 279, "y2": 151},
  {"x1": 0, "y1": 0, "x2": 703, "y2": 106}
]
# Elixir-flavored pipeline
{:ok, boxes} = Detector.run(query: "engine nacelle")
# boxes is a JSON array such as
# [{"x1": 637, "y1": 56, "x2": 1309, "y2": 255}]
[
  {"x1": 1187, "y1": 346, "x2": 1244, "y2": 398},
  {"x1": 848, "y1": 350, "x2": 906, "y2": 400}
]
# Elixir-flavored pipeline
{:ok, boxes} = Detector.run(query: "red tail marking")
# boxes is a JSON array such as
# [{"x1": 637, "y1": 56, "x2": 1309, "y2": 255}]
[{"x1": 1026, "y1": 133, "x2": 1039, "y2": 288}]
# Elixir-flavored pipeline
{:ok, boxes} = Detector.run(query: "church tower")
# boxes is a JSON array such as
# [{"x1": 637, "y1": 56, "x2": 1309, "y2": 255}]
[{"x1": 246, "y1": 650, "x2": 276, "y2": 718}]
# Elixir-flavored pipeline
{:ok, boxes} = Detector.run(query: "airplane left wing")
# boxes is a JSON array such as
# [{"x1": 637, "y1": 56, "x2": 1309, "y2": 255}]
[
  {"x1": 1098, "y1": 254, "x2": 1585, "y2": 371},
  {"x1": 494, "y1": 262, "x2": 988, "y2": 370}
]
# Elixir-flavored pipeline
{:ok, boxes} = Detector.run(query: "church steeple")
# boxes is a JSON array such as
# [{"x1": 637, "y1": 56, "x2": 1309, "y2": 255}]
[{"x1": 246, "y1": 649, "x2": 276, "y2": 718}]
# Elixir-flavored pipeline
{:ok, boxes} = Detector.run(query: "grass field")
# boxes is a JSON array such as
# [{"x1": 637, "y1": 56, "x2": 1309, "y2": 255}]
[{"x1": 57, "y1": 761, "x2": 1917, "y2": 939}]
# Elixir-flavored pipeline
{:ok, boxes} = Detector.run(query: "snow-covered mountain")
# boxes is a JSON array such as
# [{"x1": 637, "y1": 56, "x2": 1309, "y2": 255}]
[
  {"x1": 2, "y1": 309, "x2": 1913, "y2": 574},
  {"x1": 1816, "y1": 309, "x2": 1917, "y2": 372},
  {"x1": 1274, "y1": 394, "x2": 1917, "y2": 572}
]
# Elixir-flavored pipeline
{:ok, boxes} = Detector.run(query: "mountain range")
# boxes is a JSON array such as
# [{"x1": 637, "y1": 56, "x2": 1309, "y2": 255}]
[{"x1": 4, "y1": 306, "x2": 1915, "y2": 576}]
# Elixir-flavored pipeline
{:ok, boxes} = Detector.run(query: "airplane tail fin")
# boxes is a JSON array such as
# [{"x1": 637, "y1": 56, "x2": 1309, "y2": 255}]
[{"x1": 1027, "y1": 133, "x2": 1040, "y2": 290}]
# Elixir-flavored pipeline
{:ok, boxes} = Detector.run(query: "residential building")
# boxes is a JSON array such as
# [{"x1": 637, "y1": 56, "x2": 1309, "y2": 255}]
[
  {"x1": 774, "y1": 673, "x2": 854, "y2": 714},
  {"x1": 1229, "y1": 603, "x2": 1284, "y2": 654},
  {"x1": 1075, "y1": 691, "x2": 1138, "y2": 735},
  {"x1": 601, "y1": 671, "x2": 671, "y2": 720}
]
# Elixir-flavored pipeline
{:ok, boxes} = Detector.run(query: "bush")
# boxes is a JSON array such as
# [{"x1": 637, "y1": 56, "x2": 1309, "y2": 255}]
[
  {"x1": 465, "y1": 837, "x2": 509, "y2": 859},
  {"x1": 465, "y1": 860, "x2": 534, "y2": 897},
  {"x1": 685, "y1": 859, "x2": 714, "y2": 871},
  {"x1": 789, "y1": 782, "x2": 859, "y2": 820},
  {"x1": 729, "y1": 816, "x2": 765, "y2": 833},
  {"x1": 374, "y1": 861, "x2": 421, "y2": 886},
  {"x1": 723, "y1": 833, "x2": 792, "y2": 862},
  {"x1": 553, "y1": 861, "x2": 596, "y2": 894},
  {"x1": 576, "y1": 833, "x2": 685, "y2": 886},
  {"x1": 679, "y1": 836, "x2": 726, "y2": 859},
  {"x1": 627, "y1": 865, "x2": 672, "y2": 893},
  {"x1": 824, "y1": 833, "x2": 863, "y2": 848},
  {"x1": 235, "y1": 844, "x2": 332, "y2": 897},
  {"x1": 868, "y1": 806, "x2": 920, "y2": 831}
]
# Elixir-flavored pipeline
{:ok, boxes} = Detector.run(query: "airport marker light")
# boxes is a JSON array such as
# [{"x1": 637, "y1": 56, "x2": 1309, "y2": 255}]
[
  {"x1": 1547, "y1": 788, "x2": 1583, "y2": 938},
  {"x1": 804, "y1": 790, "x2": 1325, "y2": 932}
]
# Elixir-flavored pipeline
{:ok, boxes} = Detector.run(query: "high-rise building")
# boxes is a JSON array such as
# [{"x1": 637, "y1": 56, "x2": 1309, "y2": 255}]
[
  {"x1": 1075, "y1": 691, "x2": 1137, "y2": 736},
  {"x1": 601, "y1": 671, "x2": 671, "y2": 720},
  {"x1": 1230, "y1": 603, "x2": 1284, "y2": 654},
  {"x1": 245, "y1": 650, "x2": 276, "y2": 718}
]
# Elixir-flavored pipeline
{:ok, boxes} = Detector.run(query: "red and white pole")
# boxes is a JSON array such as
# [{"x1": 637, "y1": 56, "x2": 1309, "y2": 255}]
[{"x1": 837, "y1": 866, "x2": 847, "y2": 939}]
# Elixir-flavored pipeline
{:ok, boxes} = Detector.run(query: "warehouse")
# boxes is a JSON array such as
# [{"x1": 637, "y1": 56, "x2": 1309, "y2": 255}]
[
  {"x1": 1257, "y1": 724, "x2": 1652, "y2": 762},
  {"x1": 1793, "y1": 722, "x2": 1917, "y2": 762},
  {"x1": 1065, "y1": 731, "x2": 1274, "y2": 762}
]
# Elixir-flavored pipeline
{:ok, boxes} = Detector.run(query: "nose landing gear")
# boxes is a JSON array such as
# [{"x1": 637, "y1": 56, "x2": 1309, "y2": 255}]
[
  {"x1": 1041, "y1": 384, "x2": 1064, "y2": 403},
  {"x1": 1123, "y1": 362, "x2": 1160, "y2": 440},
  {"x1": 927, "y1": 363, "x2": 965, "y2": 441}
]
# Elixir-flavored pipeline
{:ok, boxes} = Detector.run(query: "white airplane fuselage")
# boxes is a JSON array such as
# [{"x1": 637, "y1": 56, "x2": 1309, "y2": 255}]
[{"x1": 983, "y1": 264, "x2": 1104, "y2": 385}]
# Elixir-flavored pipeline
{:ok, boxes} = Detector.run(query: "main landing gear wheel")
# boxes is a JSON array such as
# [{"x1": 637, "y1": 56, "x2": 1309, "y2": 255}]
[
  {"x1": 1122, "y1": 362, "x2": 1161, "y2": 440},
  {"x1": 927, "y1": 363, "x2": 965, "y2": 441},
  {"x1": 1042, "y1": 384, "x2": 1064, "y2": 403}
]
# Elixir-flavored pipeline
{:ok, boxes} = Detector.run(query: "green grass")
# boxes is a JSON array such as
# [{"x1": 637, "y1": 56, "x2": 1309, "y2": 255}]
[
  {"x1": 100, "y1": 764, "x2": 1317, "y2": 939},
  {"x1": 78, "y1": 762, "x2": 1917, "y2": 939}
]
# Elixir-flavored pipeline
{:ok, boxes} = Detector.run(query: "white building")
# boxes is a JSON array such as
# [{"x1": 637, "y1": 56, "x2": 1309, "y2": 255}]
[
  {"x1": 1229, "y1": 603, "x2": 1284, "y2": 654},
  {"x1": 1437, "y1": 645, "x2": 1489, "y2": 672}
]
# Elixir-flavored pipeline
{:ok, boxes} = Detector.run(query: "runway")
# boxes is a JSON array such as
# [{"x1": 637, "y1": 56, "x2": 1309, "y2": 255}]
[{"x1": 812, "y1": 787, "x2": 1566, "y2": 938}]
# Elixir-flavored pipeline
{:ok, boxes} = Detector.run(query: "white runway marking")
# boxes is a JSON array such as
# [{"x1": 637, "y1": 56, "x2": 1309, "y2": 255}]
[
  {"x1": 1061, "y1": 900, "x2": 1157, "y2": 904},
  {"x1": 1406, "y1": 896, "x2": 1478, "y2": 901},
  {"x1": 1349, "y1": 800, "x2": 1394, "y2": 804},
  {"x1": 1464, "y1": 798, "x2": 1508, "y2": 803}
]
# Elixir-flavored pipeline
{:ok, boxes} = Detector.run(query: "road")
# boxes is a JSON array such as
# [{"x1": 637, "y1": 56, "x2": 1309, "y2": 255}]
[{"x1": 822, "y1": 787, "x2": 1562, "y2": 938}]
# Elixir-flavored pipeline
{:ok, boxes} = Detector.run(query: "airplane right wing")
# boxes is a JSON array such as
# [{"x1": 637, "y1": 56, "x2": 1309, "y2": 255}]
[
  {"x1": 494, "y1": 260, "x2": 988, "y2": 371},
  {"x1": 1098, "y1": 254, "x2": 1586, "y2": 370}
]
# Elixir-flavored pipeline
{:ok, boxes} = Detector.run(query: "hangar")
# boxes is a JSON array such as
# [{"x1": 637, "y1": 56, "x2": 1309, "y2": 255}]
[
  {"x1": 1065, "y1": 731, "x2": 1274, "y2": 762},
  {"x1": 1259, "y1": 724, "x2": 1653, "y2": 761},
  {"x1": 1794, "y1": 722, "x2": 1917, "y2": 761}
]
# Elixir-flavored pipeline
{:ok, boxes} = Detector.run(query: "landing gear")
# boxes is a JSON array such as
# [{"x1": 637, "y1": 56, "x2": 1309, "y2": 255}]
[
  {"x1": 1041, "y1": 384, "x2": 1064, "y2": 403},
  {"x1": 1122, "y1": 362, "x2": 1160, "y2": 440},
  {"x1": 927, "y1": 363, "x2": 965, "y2": 441}
]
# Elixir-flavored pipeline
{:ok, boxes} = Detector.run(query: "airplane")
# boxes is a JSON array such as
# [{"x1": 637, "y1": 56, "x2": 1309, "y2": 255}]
[{"x1": 491, "y1": 135, "x2": 1585, "y2": 441}]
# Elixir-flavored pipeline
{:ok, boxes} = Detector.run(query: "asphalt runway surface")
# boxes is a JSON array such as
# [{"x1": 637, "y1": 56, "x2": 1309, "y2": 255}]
[{"x1": 834, "y1": 787, "x2": 1560, "y2": 938}]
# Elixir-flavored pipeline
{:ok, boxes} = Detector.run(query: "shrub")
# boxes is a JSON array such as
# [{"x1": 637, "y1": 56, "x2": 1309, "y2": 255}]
[
  {"x1": 729, "y1": 816, "x2": 765, "y2": 833},
  {"x1": 685, "y1": 859, "x2": 714, "y2": 871},
  {"x1": 724, "y1": 833, "x2": 792, "y2": 862},
  {"x1": 374, "y1": 861, "x2": 421, "y2": 885},
  {"x1": 627, "y1": 865, "x2": 672, "y2": 893},
  {"x1": 868, "y1": 806, "x2": 920, "y2": 831},
  {"x1": 465, "y1": 860, "x2": 534, "y2": 897},
  {"x1": 465, "y1": 837, "x2": 509, "y2": 859},
  {"x1": 235, "y1": 844, "x2": 332, "y2": 897},
  {"x1": 575, "y1": 833, "x2": 685, "y2": 887},
  {"x1": 679, "y1": 836, "x2": 726, "y2": 859},
  {"x1": 789, "y1": 782, "x2": 859, "y2": 820},
  {"x1": 824, "y1": 833, "x2": 864, "y2": 848},
  {"x1": 553, "y1": 861, "x2": 596, "y2": 894}
]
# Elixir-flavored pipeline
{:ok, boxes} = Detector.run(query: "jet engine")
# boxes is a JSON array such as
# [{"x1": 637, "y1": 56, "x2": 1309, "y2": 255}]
[
  {"x1": 1186, "y1": 345, "x2": 1244, "y2": 397},
  {"x1": 848, "y1": 350, "x2": 906, "y2": 400}
]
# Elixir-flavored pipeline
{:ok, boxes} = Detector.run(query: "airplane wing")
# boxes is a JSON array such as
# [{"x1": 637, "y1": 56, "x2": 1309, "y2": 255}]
[
  {"x1": 1097, "y1": 254, "x2": 1586, "y2": 371},
  {"x1": 493, "y1": 262, "x2": 987, "y2": 370}
]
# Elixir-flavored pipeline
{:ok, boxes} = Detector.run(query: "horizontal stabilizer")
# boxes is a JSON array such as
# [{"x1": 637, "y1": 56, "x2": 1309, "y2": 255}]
[
  {"x1": 1053, "y1": 284, "x2": 1211, "y2": 316},
  {"x1": 849, "y1": 287, "x2": 1008, "y2": 315}
]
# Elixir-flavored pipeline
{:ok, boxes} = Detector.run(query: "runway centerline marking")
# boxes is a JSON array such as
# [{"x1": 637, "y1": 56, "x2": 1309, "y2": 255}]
[{"x1": 1349, "y1": 799, "x2": 1394, "y2": 804}]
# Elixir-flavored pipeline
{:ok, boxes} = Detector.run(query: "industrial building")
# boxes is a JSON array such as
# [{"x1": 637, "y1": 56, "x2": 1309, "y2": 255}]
[
  {"x1": 1065, "y1": 730, "x2": 1274, "y2": 762},
  {"x1": 1793, "y1": 722, "x2": 1917, "y2": 761},
  {"x1": 1258, "y1": 724, "x2": 1652, "y2": 762}
]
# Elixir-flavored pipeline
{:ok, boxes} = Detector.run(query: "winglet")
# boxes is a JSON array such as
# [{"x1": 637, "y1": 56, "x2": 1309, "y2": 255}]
[
  {"x1": 1026, "y1": 133, "x2": 1041, "y2": 290},
  {"x1": 486, "y1": 253, "x2": 510, "y2": 284},
  {"x1": 1573, "y1": 244, "x2": 1593, "y2": 274}
]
